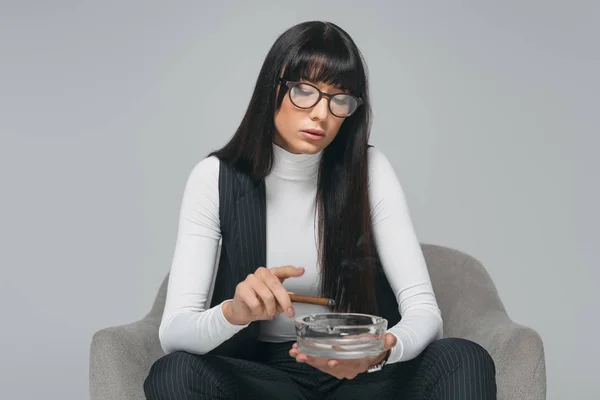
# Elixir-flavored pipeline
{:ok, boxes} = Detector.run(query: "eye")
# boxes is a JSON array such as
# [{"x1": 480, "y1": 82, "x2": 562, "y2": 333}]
[
  {"x1": 294, "y1": 84, "x2": 316, "y2": 96},
  {"x1": 332, "y1": 94, "x2": 351, "y2": 105}
]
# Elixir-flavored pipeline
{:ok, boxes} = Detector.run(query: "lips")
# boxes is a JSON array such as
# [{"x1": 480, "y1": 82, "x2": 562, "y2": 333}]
[{"x1": 301, "y1": 128, "x2": 325, "y2": 136}]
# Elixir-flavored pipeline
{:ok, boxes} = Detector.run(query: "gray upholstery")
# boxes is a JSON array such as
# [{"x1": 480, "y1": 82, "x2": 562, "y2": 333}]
[{"x1": 90, "y1": 243, "x2": 546, "y2": 399}]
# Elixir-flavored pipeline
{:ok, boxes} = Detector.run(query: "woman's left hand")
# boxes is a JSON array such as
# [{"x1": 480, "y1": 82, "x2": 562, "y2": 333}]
[{"x1": 288, "y1": 333, "x2": 397, "y2": 380}]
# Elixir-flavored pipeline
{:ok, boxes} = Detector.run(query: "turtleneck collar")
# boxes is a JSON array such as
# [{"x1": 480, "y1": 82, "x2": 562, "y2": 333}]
[{"x1": 271, "y1": 142, "x2": 322, "y2": 180}]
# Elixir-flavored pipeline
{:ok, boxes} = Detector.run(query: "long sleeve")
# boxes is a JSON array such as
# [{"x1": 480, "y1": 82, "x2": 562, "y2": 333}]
[
  {"x1": 158, "y1": 156, "x2": 248, "y2": 355},
  {"x1": 367, "y1": 147, "x2": 444, "y2": 364}
]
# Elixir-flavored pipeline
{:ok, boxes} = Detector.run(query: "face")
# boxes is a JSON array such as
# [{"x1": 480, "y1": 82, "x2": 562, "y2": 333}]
[{"x1": 273, "y1": 80, "x2": 349, "y2": 154}]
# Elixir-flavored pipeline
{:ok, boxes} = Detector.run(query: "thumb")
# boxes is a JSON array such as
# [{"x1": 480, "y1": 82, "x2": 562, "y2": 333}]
[
  {"x1": 384, "y1": 333, "x2": 397, "y2": 350},
  {"x1": 270, "y1": 265, "x2": 305, "y2": 280}
]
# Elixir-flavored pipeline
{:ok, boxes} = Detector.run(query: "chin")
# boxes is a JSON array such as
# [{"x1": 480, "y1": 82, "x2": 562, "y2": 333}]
[
  {"x1": 275, "y1": 132, "x2": 328, "y2": 154},
  {"x1": 298, "y1": 142, "x2": 324, "y2": 154},
  {"x1": 294, "y1": 140, "x2": 325, "y2": 154}
]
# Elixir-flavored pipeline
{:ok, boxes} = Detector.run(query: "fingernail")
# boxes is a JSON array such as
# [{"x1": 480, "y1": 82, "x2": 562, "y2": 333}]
[{"x1": 287, "y1": 308, "x2": 295, "y2": 317}]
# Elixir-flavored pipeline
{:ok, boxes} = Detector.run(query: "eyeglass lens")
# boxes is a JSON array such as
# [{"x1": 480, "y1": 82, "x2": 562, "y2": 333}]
[{"x1": 289, "y1": 83, "x2": 358, "y2": 117}]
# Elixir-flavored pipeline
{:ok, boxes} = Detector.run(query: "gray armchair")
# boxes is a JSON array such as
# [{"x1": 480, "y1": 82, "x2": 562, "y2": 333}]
[{"x1": 90, "y1": 243, "x2": 546, "y2": 399}]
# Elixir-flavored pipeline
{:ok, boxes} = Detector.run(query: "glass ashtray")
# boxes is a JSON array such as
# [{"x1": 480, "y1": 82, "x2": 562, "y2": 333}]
[{"x1": 294, "y1": 313, "x2": 387, "y2": 359}]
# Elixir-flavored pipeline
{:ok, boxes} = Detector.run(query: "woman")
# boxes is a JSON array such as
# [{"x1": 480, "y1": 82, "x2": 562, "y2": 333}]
[{"x1": 144, "y1": 21, "x2": 496, "y2": 399}]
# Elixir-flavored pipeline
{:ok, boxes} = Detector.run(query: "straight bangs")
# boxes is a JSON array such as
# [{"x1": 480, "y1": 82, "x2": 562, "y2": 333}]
[{"x1": 281, "y1": 39, "x2": 364, "y2": 97}]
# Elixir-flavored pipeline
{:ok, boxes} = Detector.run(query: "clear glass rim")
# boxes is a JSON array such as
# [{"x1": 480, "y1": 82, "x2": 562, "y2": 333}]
[{"x1": 294, "y1": 312, "x2": 387, "y2": 329}]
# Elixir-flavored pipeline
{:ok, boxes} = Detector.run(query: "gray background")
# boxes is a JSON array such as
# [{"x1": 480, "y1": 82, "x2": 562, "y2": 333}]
[{"x1": 1, "y1": 1, "x2": 598, "y2": 399}]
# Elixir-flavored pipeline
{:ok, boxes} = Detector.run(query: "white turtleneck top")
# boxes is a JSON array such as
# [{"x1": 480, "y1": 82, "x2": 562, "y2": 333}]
[{"x1": 159, "y1": 143, "x2": 443, "y2": 364}]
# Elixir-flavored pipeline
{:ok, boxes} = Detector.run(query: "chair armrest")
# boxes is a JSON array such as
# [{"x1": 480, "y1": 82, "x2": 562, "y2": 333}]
[
  {"x1": 466, "y1": 312, "x2": 546, "y2": 400},
  {"x1": 90, "y1": 316, "x2": 164, "y2": 400}
]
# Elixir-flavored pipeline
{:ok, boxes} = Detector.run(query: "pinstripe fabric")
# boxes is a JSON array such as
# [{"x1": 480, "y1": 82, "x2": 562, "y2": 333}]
[
  {"x1": 143, "y1": 338, "x2": 496, "y2": 399},
  {"x1": 200, "y1": 161, "x2": 266, "y2": 360},
  {"x1": 327, "y1": 338, "x2": 497, "y2": 399},
  {"x1": 144, "y1": 342, "x2": 326, "y2": 400}
]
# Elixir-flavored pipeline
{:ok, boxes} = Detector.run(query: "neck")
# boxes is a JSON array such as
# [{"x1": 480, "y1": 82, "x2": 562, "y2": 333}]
[{"x1": 271, "y1": 142, "x2": 321, "y2": 180}]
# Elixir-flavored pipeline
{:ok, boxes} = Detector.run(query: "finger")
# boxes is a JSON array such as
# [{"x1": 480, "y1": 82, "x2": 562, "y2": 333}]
[
  {"x1": 269, "y1": 265, "x2": 305, "y2": 281},
  {"x1": 296, "y1": 353, "x2": 309, "y2": 363},
  {"x1": 246, "y1": 274, "x2": 277, "y2": 318},
  {"x1": 237, "y1": 283, "x2": 263, "y2": 317},
  {"x1": 307, "y1": 359, "x2": 343, "y2": 379},
  {"x1": 293, "y1": 351, "x2": 306, "y2": 363},
  {"x1": 259, "y1": 270, "x2": 295, "y2": 317},
  {"x1": 384, "y1": 332, "x2": 398, "y2": 350}
]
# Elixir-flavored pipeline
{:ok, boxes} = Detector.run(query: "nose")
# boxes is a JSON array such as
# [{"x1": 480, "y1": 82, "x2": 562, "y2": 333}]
[{"x1": 309, "y1": 97, "x2": 329, "y2": 120}]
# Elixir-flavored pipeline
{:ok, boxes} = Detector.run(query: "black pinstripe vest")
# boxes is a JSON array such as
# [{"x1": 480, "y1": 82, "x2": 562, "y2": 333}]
[{"x1": 206, "y1": 158, "x2": 401, "y2": 360}]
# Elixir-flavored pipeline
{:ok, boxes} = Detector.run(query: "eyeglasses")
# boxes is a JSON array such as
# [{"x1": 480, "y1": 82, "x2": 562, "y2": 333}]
[{"x1": 279, "y1": 78, "x2": 363, "y2": 118}]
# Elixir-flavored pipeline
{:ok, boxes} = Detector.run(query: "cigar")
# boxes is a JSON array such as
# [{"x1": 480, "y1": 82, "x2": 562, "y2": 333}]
[{"x1": 288, "y1": 293, "x2": 335, "y2": 307}]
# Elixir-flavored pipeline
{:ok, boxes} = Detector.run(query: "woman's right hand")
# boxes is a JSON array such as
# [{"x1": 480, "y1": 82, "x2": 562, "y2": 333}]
[{"x1": 222, "y1": 265, "x2": 305, "y2": 326}]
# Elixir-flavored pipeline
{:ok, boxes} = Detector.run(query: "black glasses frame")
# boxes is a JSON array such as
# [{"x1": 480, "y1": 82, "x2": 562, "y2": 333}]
[{"x1": 279, "y1": 78, "x2": 363, "y2": 118}]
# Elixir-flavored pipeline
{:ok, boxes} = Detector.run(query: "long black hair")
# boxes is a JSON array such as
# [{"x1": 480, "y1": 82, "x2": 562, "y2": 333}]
[{"x1": 209, "y1": 21, "x2": 378, "y2": 315}]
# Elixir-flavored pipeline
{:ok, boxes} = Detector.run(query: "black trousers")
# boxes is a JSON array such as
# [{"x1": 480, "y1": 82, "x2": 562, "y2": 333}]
[{"x1": 144, "y1": 337, "x2": 497, "y2": 399}]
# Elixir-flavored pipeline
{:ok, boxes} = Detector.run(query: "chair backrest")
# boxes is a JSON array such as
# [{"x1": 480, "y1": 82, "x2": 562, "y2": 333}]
[
  {"x1": 146, "y1": 243, "x2": 506, "y2": 338},
  {"x1": 420, "y1": 243, "x2": 506, "y2": 338}
]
